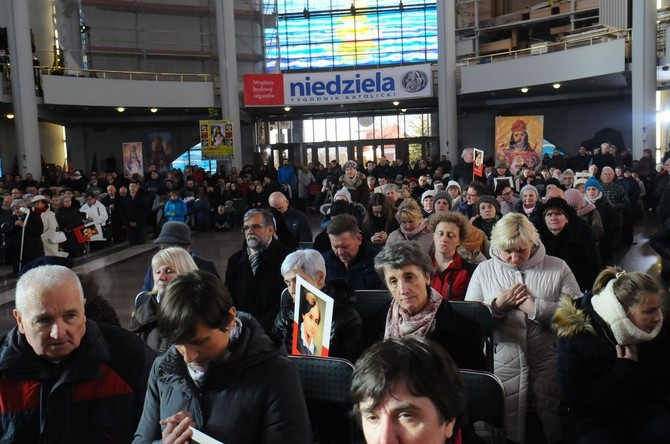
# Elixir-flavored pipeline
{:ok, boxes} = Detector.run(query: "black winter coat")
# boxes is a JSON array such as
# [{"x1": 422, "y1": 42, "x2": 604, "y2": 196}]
[
  {"x1": 322, "y1": 242, "x2": 383, "y2": 291},
  {"x1": 133, "y1": 313, "x2": 312, "y2": 444},
  {"x1": 554, "y1": 294, "x2": 670, "y2": 443},
  {"x1": 362, "y1": 294, "x2": 488, "y2": 371},
  {"x1": 225, "y1": 239, "x2": 293, "y2": 328},
  {"x1": 0, "y1": 321, "x2": 155, "y2": 443},
  {"x1": 540, "y1": 217, "x2": 599, "y2": 291}
]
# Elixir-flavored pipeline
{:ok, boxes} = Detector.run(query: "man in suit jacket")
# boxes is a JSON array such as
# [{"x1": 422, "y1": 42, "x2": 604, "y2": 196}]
[{"x1": 225, "y1": 209, "x2": 293, "y2": 328}]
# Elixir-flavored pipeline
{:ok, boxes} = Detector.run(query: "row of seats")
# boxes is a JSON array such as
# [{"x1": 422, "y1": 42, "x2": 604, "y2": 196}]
[
  {"x1": 292, "y1": 291, "x2": 503, "y2": 443},
  {"x1": 290, "y1": 355, "x2": 505, "y2": 444},
  {"x1": 354, "y1": 290, "x2": 495, "y2": 372}
]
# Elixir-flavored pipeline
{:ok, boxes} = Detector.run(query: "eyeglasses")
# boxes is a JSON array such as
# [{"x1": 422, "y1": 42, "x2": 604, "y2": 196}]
[
  {"x1": 241, "y1": 224, "x2": 268, "y2": 232},
  {"x1": 502, "y1": 190, "x2": 513, "y2": 196},
  {"x1": 466, "y1": 193, "x2": 478, "y2": 198}
]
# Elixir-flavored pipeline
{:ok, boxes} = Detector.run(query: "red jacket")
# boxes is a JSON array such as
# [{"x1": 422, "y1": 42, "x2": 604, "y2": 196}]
[{"x1": 431, "y1": 252, "x2": 476, "y2": 301}]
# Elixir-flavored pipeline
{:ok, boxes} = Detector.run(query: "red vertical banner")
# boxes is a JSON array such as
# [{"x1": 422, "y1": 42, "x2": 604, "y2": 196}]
[{"x1": 473, "y1": 148, "x2": 484, "y2": 178}]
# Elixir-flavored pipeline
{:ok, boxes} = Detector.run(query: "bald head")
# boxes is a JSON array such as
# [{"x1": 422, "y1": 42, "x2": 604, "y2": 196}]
[{"x1": 269, "y1": 191, "x2": 289, "y2": 213}]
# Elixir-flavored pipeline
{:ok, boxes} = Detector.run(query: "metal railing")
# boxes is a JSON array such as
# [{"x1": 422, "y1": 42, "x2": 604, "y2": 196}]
[
  {"x1": 457, "y1": 27, "x2": 630, "y2": 67},
  {"x1": 38, "y1": 66, "x2": 214, "y2": 82}
]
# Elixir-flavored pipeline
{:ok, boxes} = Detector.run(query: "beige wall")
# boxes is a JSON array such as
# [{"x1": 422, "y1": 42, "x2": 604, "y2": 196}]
[{"x1": 38, "y1": 122, "x2": 65, "y2": 170}]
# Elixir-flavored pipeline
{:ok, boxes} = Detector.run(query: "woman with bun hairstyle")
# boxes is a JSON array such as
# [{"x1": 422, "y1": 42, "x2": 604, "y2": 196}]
[{"x1": 553, "y1": 267, "x2": 670, "y2": 443}]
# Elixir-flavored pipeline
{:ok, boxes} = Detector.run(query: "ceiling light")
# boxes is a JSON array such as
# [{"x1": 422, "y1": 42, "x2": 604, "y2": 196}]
[
  {"x1": 150, "y1": 108, "x2": 158, "y2": 113},
  {"x1": 553, "y1": 83, "x2": 561, "y2": 89},
  {"x1": 520, "y1": 87, "x2": 529, "y2": 93},
  {"x1": 393, "y1": 101, "x2": 400, "y2": 106},
  {"x1": 400, "y1": 108, "x2": 407, "y2": 112},
  {"x1": 116, "y1": 107, "x2": 125, "y2": 112},
  {"x1": 284, "y1": 106, "x2": 291, "y2": 111},
  {"x1": 6, "y1": 114, "x2": 14, "y2": 119}
]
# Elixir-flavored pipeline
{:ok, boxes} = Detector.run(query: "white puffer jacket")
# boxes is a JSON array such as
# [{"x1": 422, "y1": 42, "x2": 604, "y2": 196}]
[{"x1": 465, "y1": 242, "x2": 581, "y2": 444}]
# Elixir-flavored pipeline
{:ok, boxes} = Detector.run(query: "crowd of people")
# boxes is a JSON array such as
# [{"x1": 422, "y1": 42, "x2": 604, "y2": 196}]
[{"x1": 1, "y1": 143, "x2": 669, "y2": 443}]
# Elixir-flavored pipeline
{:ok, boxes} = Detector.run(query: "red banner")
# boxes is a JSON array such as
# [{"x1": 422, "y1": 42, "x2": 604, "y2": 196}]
[{"x1": 243, "y1": 74, "x2": 284, "y2": 106}]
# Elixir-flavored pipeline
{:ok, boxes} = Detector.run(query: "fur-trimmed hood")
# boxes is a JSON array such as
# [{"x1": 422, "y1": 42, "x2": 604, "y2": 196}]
[{"x1": 552, "y1": 295, "x2": 595, "y2": 338}]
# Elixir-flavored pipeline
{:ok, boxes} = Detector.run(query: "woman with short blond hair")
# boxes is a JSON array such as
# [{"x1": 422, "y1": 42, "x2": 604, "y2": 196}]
[
  {"x1": 466, "y1": 212, "x2": 581, "y2": 443},
  {"x1": 385, "y1": 199, "x2": 433, "y2": 255}
]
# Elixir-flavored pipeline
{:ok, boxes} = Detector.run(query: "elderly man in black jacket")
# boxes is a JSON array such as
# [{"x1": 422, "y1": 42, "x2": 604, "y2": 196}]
[
  {"x1": 225, "y1": 208, "x2": 293, "y2": 328},
  {"x1": 0, "y1": 265, "x2": 155, "y2": 443}
]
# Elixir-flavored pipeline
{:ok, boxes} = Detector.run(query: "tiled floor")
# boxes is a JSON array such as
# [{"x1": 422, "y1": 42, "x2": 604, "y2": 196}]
[{"x1": 0, "y1": 213, "x2": 665, "y2": 333}]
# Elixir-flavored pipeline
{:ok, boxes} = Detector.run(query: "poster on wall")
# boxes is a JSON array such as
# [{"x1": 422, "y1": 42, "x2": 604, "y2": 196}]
[
  {"x1": 122, "y1": 142, "x2": 144, "y2": 178},
  {"x1": 147, "y1": 132, "x2": 172, "y2": 172},
  {"x1": 291, "y1": 276, "x2": 334, "y2": 357},
  {"x1": 200, "y1": 120, "x2": 234, "y2": 161},
  {"x1": 473, "y1": 148, "x2": 484, "y2": 178},
  {"x1": 495, "y1": 116, "x2": 544, "y2": 175}
]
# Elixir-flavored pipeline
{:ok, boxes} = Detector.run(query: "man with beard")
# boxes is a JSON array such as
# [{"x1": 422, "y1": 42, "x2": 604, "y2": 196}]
[{"x1": 225, "y1": 209, "x2": 293, "y2": 328}]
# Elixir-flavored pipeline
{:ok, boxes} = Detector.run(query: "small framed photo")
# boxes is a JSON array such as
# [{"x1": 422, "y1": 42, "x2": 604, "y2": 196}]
[{"x1": 291, "y1": 276, "x2": 334, "y2": 357}]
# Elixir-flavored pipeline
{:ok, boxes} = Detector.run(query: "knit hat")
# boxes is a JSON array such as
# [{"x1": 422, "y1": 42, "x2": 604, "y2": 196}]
[
  {"x1": 333, "y1": 188, "x2": 352, "y2": 203},
  {"x1": 545, "y1": 177, "x2": 562, "y2": 188},
  {"x1": 477, "y1": 195, "x2": 501, "y2": 214},
  {"x1": 421, "y1": 189, "x2": 436, "y2": 202},
  {"x1": 18, "y1": 256, "x2": 75, "y2": 277},
  {"x1": 519, "y1": 184, "x2": 539, "y2": 199},
  {"x1": 584, "y1": 177, "x2": 601, "y2": 190},
  {"x1": 154, "y1": 221, "x2": 191, "y2": 245},
  {"x1": 574, "y1": 177, "x2": 587, "y2": 188},
  {"x1": 446, "y1": 180, "x2": 461, "y2": 191},
  {"x1": 433, "y1": 191, "x2": 452, "y2": 208},
  {"x1": 564, "y1": 189, "x2": 584, "y2": 209},
  {"x1": 543, "y1": 197, "x2": 574, "y2": 219}
]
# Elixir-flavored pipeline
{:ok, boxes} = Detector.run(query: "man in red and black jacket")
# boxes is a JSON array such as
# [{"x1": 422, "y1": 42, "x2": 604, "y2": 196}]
[{"x1": 0, "y1": 265, "x2": 155, "y2": 443}]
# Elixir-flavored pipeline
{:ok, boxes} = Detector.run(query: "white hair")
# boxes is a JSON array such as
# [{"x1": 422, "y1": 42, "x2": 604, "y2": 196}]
[
  {"x1": 15, "y1": 265, "x2": 84, "y2": 314},
  {"x1": 281, "y1": 249, "x2": 326, "y2": 279}
]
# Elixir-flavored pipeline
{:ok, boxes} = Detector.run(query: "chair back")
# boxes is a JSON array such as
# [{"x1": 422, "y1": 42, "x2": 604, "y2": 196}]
[
  {"x1": 460, "y1": 369, "x2": 506, "y2": 444},
  {"x1": 451, "y1": 300, "x2": 494, "y2": 372},
  {"x1": 289, "y1": 355, "x2": 359, "y2": 443},
  {"x1": 353, "y1": 289, "x2": 392, "y2": 320}
]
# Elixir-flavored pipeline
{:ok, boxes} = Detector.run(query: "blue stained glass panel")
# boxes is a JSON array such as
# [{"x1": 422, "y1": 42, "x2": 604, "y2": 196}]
[{"x1": 267, "y1": 0, "x2": 437, "y2": 71}]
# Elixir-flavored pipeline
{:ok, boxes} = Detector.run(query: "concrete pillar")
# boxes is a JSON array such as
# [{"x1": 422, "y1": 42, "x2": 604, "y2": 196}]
[
  {"x1": 7, "y1": 0, "x2": 42, "y2": 177},
  {"x1": 214, "y1": 0, "x2": 243, "y2": 169},
  {"x1": 437, "y1": 0, "x2": 459, "y2": 164},
  {"x1": 631, "y1": 0, "x2": 656, "y2": 159}
]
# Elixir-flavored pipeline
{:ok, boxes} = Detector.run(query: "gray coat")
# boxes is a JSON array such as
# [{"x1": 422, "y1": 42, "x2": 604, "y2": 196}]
[{"x1": 132, "y1": 313, "x2": 312, "y2": 444}]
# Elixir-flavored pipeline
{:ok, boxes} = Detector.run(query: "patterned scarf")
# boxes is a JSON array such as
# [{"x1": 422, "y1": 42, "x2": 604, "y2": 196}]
[{"x1": 384, "y1": 287, "x2": 442, "y2": 339}]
